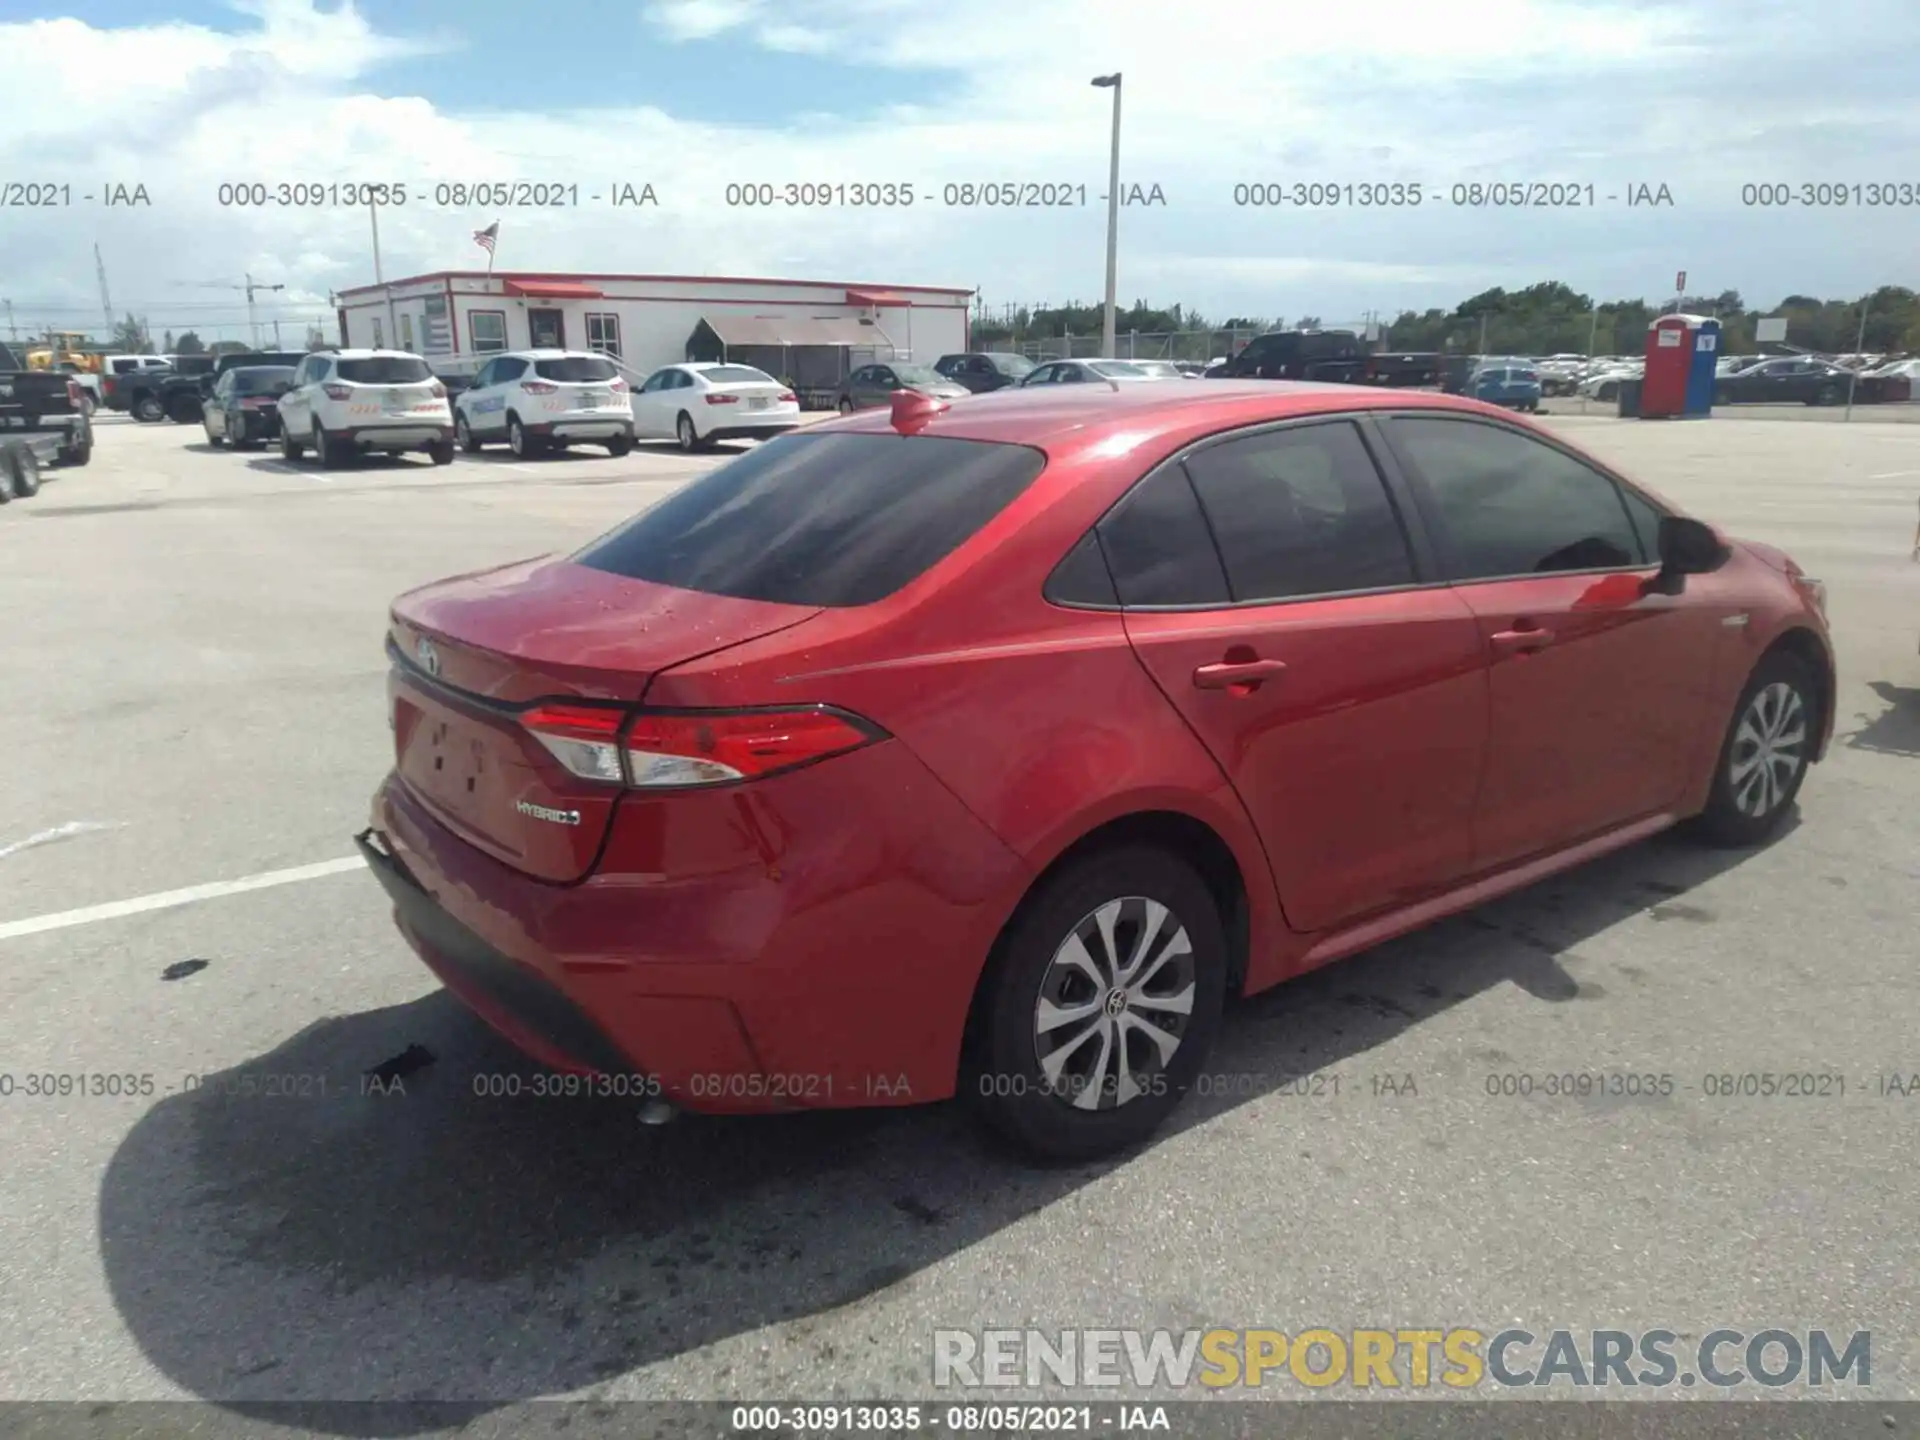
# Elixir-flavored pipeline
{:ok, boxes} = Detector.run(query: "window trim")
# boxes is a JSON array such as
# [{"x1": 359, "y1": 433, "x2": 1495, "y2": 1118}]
[
  {"x1": 468, "y1": 309, "x2": 509, "y2": 354},
  {"x1": 1045, "y1": 412, "x2": 1445, "y2": 614},
  {"x1": 584, "y1": 311, "x2": 622, "y2": 358},
  {"x1": 1373, "y1": 410, "x2": 1662, "y2": 583}
]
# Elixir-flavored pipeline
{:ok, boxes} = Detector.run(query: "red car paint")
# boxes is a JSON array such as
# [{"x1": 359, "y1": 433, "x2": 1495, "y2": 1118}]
[{"x1": 364, "y1": 382, "x2": 1834, "y2": 1115}]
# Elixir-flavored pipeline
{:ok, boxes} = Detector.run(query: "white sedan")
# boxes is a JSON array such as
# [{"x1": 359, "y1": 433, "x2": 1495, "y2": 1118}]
[{"x1": 629, "y1": 363, "x2": 801, "y2": 451}]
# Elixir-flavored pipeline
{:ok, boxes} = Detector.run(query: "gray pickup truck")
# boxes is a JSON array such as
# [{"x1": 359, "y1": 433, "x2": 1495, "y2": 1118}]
[{"x1": 0, "y1": 340, "x2": 95, "y2": 501}]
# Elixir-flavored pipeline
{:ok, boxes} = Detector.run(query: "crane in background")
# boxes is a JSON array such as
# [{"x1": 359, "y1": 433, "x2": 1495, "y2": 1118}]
[
  {"x1": 94, "y1": 243, "x2": 114, "y2": 341},
  {"x1": 178, "y1": 273, "x2": 286, "y2": 348}
]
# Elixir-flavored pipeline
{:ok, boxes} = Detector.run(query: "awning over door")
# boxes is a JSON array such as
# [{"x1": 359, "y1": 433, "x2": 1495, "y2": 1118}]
[{"x1": 696, "y1": 314, "x2": 889, "y2": 347}]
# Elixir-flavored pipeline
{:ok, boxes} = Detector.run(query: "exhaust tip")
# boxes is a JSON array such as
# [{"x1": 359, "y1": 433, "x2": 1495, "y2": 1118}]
[{"x1": 638, "y1": 1098, "x2": 679, "y2": 1126}]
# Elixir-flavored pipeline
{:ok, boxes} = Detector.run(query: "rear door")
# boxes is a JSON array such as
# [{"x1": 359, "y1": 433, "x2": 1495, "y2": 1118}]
[
  {"x1": 1111, "y1": 417, "x2": 1489, "y2": 933},
  {"x1": 1378, "y1": 414, "x2": 1720, "y2": 871}
]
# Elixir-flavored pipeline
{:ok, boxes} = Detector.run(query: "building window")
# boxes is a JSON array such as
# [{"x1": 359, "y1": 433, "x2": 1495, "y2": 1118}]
[
  {"x1": 585, "y1": 312, "x2": 622, "y2": 358},
  {"x1": 372, "y1": 316, "x2": 385, "y2": 348},
  {"x1": 469, "y1": 309, "x2": 508, "y2": 353},
  {"x1": 399, "y1": 313, "x2": 415, "y2": 352}
]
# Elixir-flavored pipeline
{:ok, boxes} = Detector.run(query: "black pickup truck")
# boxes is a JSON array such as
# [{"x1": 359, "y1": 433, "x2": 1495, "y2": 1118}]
[
  {"x1": 0, "y1": 341, "x2": 93, "y2": 500},
  {"x1": 105, "y1": 355, "x2": 212, "y2": 421},
  {"x1": 1213, "y1": 329, "x2": 1442, "y2": 387},
  {"x1": 158, "y1": 350, "x2": 306, "y2": 423}
]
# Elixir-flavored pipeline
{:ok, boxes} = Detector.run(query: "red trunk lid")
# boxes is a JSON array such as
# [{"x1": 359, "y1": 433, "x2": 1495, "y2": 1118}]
[{"x1": 386, "y1": 555, "x2": 819, "y2": 881}]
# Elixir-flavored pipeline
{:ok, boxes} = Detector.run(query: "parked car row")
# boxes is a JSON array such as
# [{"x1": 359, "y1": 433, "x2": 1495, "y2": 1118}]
[{"x1": 186, "y1": 348, "x2": 808, "y2": 466}]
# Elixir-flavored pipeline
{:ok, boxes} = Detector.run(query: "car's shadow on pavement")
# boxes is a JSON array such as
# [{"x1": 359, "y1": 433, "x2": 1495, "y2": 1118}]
[
  {"x1": 98, "y1": 823, "x2": 1778, "y2": 1431},
  {"x1": 1847, "y1": 680, "x2": 1920, "y2": 759}
]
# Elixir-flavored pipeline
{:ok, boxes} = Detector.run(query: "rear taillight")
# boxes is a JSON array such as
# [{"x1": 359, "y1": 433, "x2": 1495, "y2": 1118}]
[
  {"x1": 519, "y1": 703, "x2": 883, "y2": 788},
  {"x1": 521, "y1": 379, "x2": 558, "y2": 394},
  {"x1": 520, "y1": 703, "x2": 627, "y2": 784},
  {"x1": 778, "y1": 391, "x2": 797, "y2": 403},
  {"x1": 610, "y1": 378, "x2": 629, "y2": 393},
  {"x1": 323, "y1": 383, "x2": 352, "y2": 400},
  {"x1": 429, "y1": 380, "x2": 447, "y2": 398},
  {"x1": 704, "y1": 392, "x2": 738, "y2": 406},
  {"x1": 102, "y1": 377, "x2": 118, "y2": 398},
  {"x1": 67, "y1": 380, "x2": 84, "y2": 405}
]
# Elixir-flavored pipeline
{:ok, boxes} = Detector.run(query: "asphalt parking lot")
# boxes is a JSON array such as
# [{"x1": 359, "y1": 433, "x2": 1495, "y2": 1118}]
[{"x1": 2, "y1": 411, "x2": 1918, "y2": 1425}]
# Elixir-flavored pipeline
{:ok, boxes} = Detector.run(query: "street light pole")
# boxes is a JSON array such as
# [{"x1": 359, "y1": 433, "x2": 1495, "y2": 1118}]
[{"x1": 1092, "y1": 73, "x2": 1122, "y2": 359}]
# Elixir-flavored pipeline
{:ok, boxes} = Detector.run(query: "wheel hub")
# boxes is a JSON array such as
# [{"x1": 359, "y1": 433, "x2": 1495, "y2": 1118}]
[
  {"x1": 1031, "y1": 896, "x2": 1196, "y2": 1112},
  {"x1": 1730, "y1": 680, "x2": 1807, "y2": 818}
]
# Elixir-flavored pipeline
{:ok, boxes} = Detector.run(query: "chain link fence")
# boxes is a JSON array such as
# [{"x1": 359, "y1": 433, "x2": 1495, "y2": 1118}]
[{"x1": 1006, "y1": 328, "x2": 1265, "y2": 364}]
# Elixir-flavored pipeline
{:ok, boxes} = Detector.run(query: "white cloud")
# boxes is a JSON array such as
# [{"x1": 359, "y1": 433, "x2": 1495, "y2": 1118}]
[{"x1": 2, "y1": 0, "x2": 1917, "y2": 343}]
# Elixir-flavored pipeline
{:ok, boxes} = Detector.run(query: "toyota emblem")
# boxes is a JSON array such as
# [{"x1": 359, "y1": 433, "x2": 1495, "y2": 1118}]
[{"x1": 416, "y1": 636, "x2": 441, "y2": 677}]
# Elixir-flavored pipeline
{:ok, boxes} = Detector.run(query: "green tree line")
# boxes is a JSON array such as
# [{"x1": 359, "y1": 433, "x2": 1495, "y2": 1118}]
[{"x1": 973, "y1": 283, "x2": 1920, "y2": 356}]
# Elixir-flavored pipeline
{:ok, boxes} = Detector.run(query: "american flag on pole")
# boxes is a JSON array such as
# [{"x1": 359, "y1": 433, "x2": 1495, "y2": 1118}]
[{"x1": 473, "y1": 221, "x2": 498, "y2": 255}]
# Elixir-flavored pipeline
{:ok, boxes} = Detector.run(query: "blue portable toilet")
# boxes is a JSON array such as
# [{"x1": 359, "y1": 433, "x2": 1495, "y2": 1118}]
[{"x1": 1683, "y1": 316, "x2": 1720, "y2": 417}]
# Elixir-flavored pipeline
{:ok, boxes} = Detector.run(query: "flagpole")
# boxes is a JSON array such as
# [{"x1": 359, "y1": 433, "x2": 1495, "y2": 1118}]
[{"x1": 485, "y1": 218, "x2": 497, "y2": 278}]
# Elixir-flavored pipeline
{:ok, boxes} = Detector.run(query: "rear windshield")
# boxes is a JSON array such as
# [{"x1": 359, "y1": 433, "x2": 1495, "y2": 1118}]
[
  {"x1": 336, "y1": 356, "x2": 432, "y2": 384},
  {"x1": 987, "y1": 353, "x2": 1035, "y2": 376},
  {"x1": 699, "y1": 365, "x2": 776, "y2": 384},
  {"x1": 234, "y1": 367, "x2": 294, "y2": 394},
  {"x1": 534, "y1": 356, "x2": 620, "y2": 382},
  {"x1": 573, "y1": 432, "x2": 1046, "y2": 607}
]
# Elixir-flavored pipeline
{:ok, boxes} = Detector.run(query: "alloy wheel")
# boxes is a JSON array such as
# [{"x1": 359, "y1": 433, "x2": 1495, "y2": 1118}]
[
  {"x1": 1729, "y1": 680, "x2": 1807, "y2": 818},
  {"x1": 1031, "y1": 897, "x2": 1196, "y2": 1111}
]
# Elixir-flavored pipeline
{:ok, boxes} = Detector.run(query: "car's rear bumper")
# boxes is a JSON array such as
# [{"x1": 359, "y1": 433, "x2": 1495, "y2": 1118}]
[
  {"x1": 524, "y1": 418, "x2": 634, "y2": 440},
  {"x1": 706, "y1": 423, "x2": 798, "y2": 442},
  {"x1": 338, "y1": 423, "x2": 454, "y2": 450},
  {"x1": 363, "y1": 746, "x2": 1030, "y2": 1113}
]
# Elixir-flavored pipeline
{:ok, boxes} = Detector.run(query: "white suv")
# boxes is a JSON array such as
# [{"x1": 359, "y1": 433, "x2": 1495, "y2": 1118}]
[
  {"x1": 453, "y1": 349, "x2": 635, "y2": 458},
  {"x1": 277, "y1": 349, "x2": 454, "y2": 468}
]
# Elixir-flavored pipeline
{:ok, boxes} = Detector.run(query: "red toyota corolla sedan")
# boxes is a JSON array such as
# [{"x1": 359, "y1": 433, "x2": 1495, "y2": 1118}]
[{"x1": 357, "y1": 381, "x2": 1834, "y2": 1159}]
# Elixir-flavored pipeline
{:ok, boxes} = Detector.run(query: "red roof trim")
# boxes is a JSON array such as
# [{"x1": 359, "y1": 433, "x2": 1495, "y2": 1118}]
[
  {"x1": 337, "y1": 270, "x2": 975, "y2": 300},
  {"x1": 503, "y1": 280, "x2": 606, "y2": 299},
  {"x1": 339, "y1": 293, "x2": 966, "y2": 311}
]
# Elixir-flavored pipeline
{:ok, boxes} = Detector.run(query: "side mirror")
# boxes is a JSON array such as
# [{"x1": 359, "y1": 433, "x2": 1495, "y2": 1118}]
[{"x1": 1646, "y1": 515, "x2": 1730, "y2": 593}]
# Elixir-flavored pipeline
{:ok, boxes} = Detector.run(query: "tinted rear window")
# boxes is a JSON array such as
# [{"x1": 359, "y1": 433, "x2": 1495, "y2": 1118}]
[
  {"x1": 534, "y1": 356, "x2": 619, "y2": 382},
  {"x1": 233, "y1": 367, "x2": 295, "y2": 394},
  {"x1": 574, "y1": 432, "x2": 1046, "y2": 607},
  {"x1": 700, "y1": 365, "x2": 776, "y2": 384},
  {"x1": 337, "y1": 356, "x2": 432, "y2": 384}
]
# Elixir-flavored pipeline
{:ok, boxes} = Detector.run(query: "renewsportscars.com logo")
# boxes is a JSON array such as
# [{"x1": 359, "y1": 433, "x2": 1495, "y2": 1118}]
[{"x1": 933, "y1": 1328, "x2": 1871, "y2": 1391}]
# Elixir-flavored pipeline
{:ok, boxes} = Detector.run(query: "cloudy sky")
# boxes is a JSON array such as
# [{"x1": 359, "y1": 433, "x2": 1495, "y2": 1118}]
[{"x1": 3, "y1": 0, "x2": 1918, "y2": 343}]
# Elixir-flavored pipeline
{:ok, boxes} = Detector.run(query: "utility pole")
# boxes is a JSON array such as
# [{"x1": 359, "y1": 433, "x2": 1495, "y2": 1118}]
[
  {"x1": 2, "y1": 299, "x2": 15, "y2": 342},
  {"x1": 1844, "y1": 301, "x2": 1870, "y2": 421},
  {"x1": 1478, "y1": 312, "x2": 1489, "y2": 355},
  {"x1": 1091, "y1": 73, "x2": 1123, "y2": 358}
]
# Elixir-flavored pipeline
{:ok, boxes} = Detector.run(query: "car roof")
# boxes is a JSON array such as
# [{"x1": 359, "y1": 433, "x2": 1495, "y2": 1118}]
[
  {"x1": 818, "y1": 381, "x2": 1530, "y2": 458},
  {"x1": 496, "y1": 348, "x2": 600, "y2": 360}
]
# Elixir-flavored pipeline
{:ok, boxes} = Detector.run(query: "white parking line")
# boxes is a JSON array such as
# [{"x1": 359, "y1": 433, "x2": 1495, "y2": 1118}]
[
  {"x1": 0, "y1": 856, "x2": 367, "y2": 943},
  {"x1": 1869, "y1": 470, "x2": 1920, "y2": 479}
]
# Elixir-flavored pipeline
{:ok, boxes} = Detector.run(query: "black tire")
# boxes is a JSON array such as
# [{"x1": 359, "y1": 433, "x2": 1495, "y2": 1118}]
[
  {"x1": 167, "y1": 396, "x2": 200, "y2": 425},
  {"x1": 427, "y1": 437, "x2": 455, "y2": 466},
  {"x1": 605, "y1": 434, "x2": 633, "y2": 457},
  {"x1": 204, "y1": 417, "x2": 223, "y2": 447},
  {"x1": 964, "y1": 845, "x2": 1227, "y2": 1161},
  {"x1": 7, "y1": 445, "x2": 41, "y2": 498},
  {"x1": 1686, "y1": 648, "x2": 1819, "y2": 847},
  {"x1": 1812, "y1": 384, "x2": 1840, "y2": 407},
  {"x1": 456, "y1": 414, "x2": 482, "y2": 453},
  {"x1": 60, "y1": 417, "x2": 92, "y2": 467},
  {"x1": 837, "y1": 398, "x2": 854, "y2": 414},
  {"x1": 232, "y1": 433, "x2": 260, "y2": 452},
  {"x1": 132, "y1": 394, "x2": 165, "y2": 423},
  {"x1": 315, "y1": 423, "x2": 348, "y2": 469},
  {"x1": 675, "y1": 411, "x2": 701, "y2": 452},
  {"x1": 507, "y1": 414, "x2": 541, "y2": 457},
  {"x1": 280, "y1": 426, "x2": 304, "y2": 461}
]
